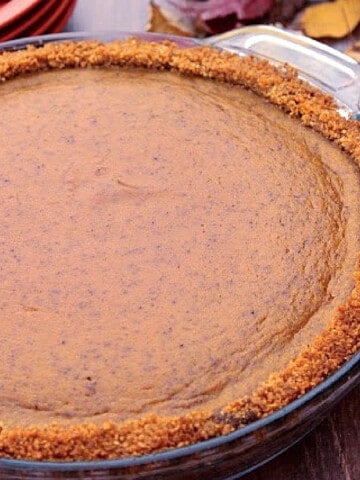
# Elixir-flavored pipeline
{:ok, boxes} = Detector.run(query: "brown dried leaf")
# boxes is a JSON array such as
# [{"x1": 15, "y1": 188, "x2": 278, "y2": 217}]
[
  {"x1": 301, "y1": 0, "x2": 360, "y2": 39},
  {"x1": 148, "y1": 2, "x2": 192, "y2": 37},
  {"x1": 345, "y1": 41, "x2": 360, "y2": 62}
]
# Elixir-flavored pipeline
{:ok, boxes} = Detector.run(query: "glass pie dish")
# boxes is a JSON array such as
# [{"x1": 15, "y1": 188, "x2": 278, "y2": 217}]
[{"x1": 0, "y1": 27, "x2": 359, "y2": 479}]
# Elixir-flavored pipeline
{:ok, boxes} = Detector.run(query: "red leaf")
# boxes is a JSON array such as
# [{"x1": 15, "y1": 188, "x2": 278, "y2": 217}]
[{"x1": 169, "y1": 0, "x2": 273, "y2": 21}]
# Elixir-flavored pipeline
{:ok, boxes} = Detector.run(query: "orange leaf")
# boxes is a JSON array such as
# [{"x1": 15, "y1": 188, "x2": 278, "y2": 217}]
[{"x1": 147, "y1": 1, "x2": 192, "y2": 37}]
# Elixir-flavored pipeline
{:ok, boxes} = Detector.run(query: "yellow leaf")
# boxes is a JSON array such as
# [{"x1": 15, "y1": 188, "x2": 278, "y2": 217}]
[{"x1": 301, "y1": 0, "x2": 360, "y2": 39}]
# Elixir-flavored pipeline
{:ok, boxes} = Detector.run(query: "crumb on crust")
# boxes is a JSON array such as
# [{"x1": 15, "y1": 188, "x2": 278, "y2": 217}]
[{"x1": 0, "y1": 38, "x2": 359, "y2": 461}]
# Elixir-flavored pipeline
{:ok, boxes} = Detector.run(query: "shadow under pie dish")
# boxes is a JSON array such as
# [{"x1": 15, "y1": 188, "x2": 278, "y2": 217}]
[{"x1": 0, "y1": 30, "x2": 359, "y2": 478}]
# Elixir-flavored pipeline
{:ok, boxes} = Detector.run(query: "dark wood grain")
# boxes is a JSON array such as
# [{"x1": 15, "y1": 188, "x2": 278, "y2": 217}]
[
  {"x1": 65, "y1": 2, "x2": 360, "y2": 479},
  {"x1": 247, "y1": 386, "x2": 360, "y2": 480}
]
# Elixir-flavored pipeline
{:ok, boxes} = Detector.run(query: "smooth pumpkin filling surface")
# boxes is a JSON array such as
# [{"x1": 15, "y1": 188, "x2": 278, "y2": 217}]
[{"x1": 0, "y1": 39, "x2": 359, "y2": 460}]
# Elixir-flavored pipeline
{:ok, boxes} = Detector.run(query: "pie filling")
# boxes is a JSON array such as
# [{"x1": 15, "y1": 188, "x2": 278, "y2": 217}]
[{"x1": 0, "y1": 40, "x2": 359, "y2": 460}]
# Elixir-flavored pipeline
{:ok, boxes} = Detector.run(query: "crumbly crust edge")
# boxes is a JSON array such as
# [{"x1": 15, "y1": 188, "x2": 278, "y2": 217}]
[{"x1": 0, "y1": 38, "x2": 359, "y2": 461}]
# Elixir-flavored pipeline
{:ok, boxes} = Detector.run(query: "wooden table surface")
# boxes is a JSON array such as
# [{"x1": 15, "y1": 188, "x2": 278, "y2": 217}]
[{"x1": 65, "y1": 2, "x2": 360, "y2": 479}]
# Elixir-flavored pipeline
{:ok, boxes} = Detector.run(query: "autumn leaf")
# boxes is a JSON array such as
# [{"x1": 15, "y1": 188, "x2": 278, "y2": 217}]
[
  {"x1": 148, "y1": 1, "x2": 192, "y2": 37},
  {"x1": 167, "y1": 0, "x2": 272, "y2": 34},
  {"x1": 301, "y1": 0, "x2": 360, "y2": 39}
]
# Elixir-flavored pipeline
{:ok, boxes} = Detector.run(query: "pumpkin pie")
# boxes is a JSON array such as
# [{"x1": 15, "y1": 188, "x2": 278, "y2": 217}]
[{"x1": 0, "y1": 39, "x2": 359, "y2": 461}]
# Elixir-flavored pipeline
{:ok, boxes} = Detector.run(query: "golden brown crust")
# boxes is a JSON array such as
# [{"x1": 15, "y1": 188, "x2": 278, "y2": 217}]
[{"x1": 0, "y1": 38, "x2": 359, "y2": 461}]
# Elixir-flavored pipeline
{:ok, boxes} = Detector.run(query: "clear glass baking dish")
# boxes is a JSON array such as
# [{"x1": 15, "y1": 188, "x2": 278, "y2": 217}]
[{"x1": 0, "y1": 27, "x2": 359, "y2": 479}]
